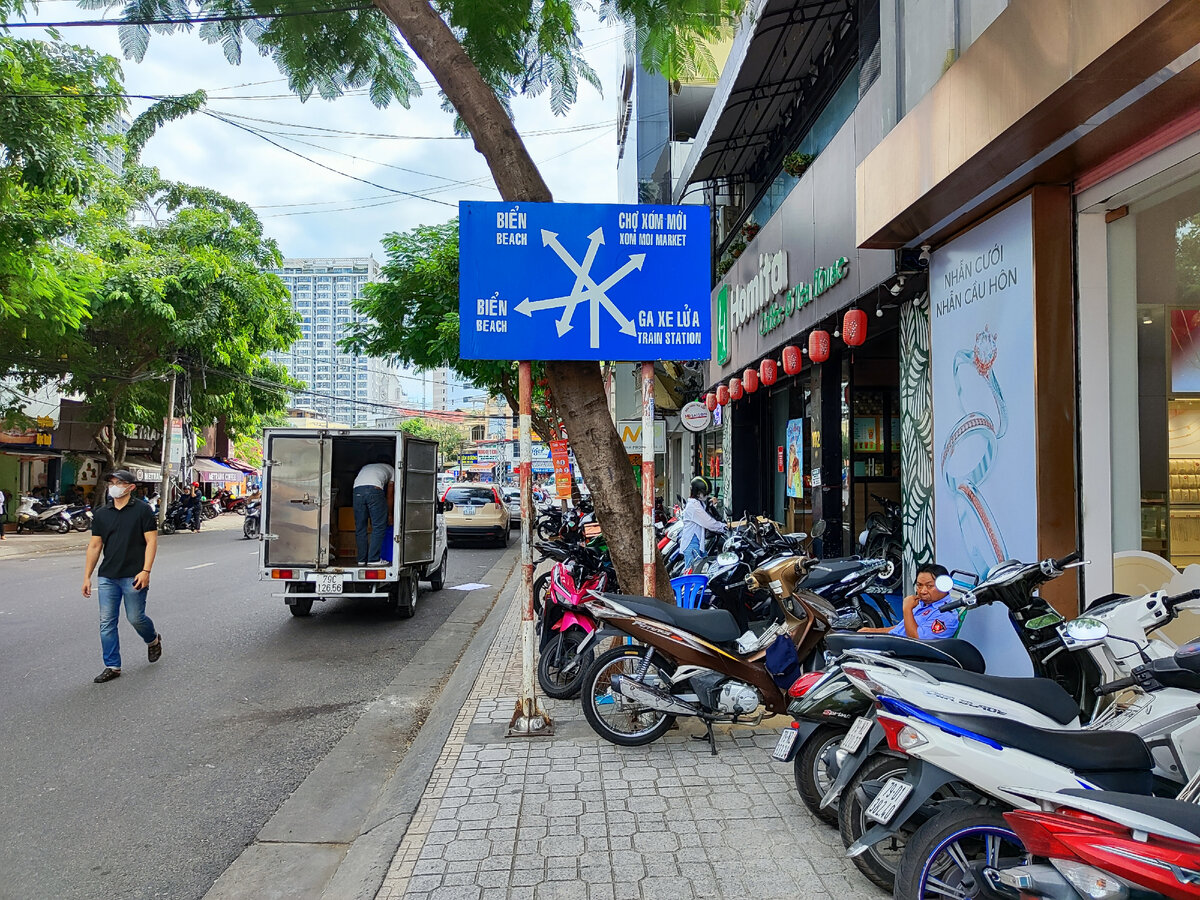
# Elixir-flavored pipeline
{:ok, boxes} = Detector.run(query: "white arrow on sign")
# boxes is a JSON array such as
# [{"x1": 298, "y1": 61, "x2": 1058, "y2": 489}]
[{"x1": 513, "y1": 227, "x2": 642, "y2": 348}]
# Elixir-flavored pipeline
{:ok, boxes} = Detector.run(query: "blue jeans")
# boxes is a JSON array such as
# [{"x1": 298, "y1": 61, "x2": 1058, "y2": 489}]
[
  {"x1": 682, "y1": 535, "x2": 704, "y2": 570},
  {"x1": 97, "y1": 576, "x2": 157, "y2": 669},
  {"x1": 353, "y1": 485, "x2": 388, "y2": 562}
]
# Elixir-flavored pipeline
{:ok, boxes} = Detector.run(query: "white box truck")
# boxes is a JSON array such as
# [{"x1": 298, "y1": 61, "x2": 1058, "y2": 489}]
[{"x1": 258, "y1": 428, "x2": 449, "y2": 618}]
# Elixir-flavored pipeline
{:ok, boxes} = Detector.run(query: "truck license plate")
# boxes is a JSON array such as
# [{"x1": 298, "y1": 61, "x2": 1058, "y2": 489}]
[
  {"x1": 841, "y1": 716, "x2": 873, "y2": 754},
  {"x1": 772, "y1": 727, "x2": 799, "y2": 761},
  {"x1": 314, "y1": 575, "x2": 344, "y2": 594},
  {"x1": 866, "y1": 777, "x2": 913, "y2": 825}
]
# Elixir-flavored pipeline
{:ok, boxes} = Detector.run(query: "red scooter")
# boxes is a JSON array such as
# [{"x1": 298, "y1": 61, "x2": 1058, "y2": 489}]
[{"x1": 992, "y1": 786, "x2": 1200, "y2": 900}]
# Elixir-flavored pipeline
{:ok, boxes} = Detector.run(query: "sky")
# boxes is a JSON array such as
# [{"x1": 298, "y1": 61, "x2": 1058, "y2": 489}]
[{"x1": 24, "y1": 3, "x2": 623, "y2": 261}]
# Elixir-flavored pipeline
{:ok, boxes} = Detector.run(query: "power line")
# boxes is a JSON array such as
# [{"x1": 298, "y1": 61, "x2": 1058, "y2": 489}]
[{"x1": 0, "y1": 4, "x2": 374, "y2": 28}]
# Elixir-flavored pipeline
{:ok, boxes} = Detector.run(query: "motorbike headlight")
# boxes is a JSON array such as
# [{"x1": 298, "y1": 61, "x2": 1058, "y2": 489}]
[
  {"x1": 716, "y1": 551, "x2": 739, "y2": 568},
  {"x1": 858, "y1": 529, "x2": 869, "y2": 547}
]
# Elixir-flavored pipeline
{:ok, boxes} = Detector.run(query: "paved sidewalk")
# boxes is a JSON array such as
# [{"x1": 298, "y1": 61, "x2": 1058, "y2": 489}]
[
  {"x1": 0, "y1": 511, "x2": 246, "y2": 561},
  {"x1": 376, "y1": 588, "x2": 887, "y2": 900}
]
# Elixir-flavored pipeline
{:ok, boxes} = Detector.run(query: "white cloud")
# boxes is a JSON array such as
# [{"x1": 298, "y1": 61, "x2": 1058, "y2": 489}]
[{"x1": 51, "y1": 9, "x2": 621, "y2": 259}]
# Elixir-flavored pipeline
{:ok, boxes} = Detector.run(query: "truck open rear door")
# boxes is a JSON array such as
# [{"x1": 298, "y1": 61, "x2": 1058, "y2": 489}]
[
  {"x1": 262, "y1": 432, "x2": 330, "y2": 569},
  {"x1": 400, "y1": 436, "x2": 438, "y2": 567}
]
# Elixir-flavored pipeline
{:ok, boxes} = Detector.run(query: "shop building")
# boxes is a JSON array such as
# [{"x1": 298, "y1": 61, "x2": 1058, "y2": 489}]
[
  {"x1": 854, "y1": 0, "x2": 1200, "y2": 617},
  {"x1": 675, "y1": 0, "x2": 904, "y2": 567}
]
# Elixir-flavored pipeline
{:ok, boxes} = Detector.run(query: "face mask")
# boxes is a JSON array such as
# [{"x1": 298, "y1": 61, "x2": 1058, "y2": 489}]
[{"x1": 108, "y1": 484, "x2": 129, "y2": 499}]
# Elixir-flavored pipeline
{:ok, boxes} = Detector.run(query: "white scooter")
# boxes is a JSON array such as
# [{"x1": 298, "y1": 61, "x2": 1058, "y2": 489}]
[
  {"x1": 15, "y1": 495, "x2": 72, "y2": 534},
  {"x1": 841, "y1": 634, "x2": 1200, "y2": 899}
]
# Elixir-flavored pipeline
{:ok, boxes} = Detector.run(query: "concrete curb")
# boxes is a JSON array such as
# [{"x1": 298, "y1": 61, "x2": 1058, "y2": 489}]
[{"x1": 203, "y1": 547, "x2": 520, "y2": 900}]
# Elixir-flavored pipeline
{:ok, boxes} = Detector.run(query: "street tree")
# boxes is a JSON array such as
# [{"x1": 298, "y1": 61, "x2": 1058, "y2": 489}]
[
  {"x1": 0, "y1": 36, "x2": 124, "y2": 411},
  {"x1": 64, "y1": 0, "x2": 742, "y2": 599},
  {"x1": 341, "y1": 220, "x2": 564, "y2": 441},
  {"x1": 397, "y1": 416, "x2": 467, "y2": 464},
  {"x1": 59, "y1": 170, "x2": 301, "y2": 469}
]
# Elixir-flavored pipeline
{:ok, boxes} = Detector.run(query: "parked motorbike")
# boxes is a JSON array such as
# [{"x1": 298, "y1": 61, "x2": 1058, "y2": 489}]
[
  {"x1": 536, "y1": 542, "x2": 614, "y2": 699},
  {"x1": 857, "y1": 493, "x2": 903, "y2": 594},
  {"x1": 576, "y1": 553, "x2": 828, "y2": 754},
  {"x1": 15, "y1": 495, "x2": 72, "y2": 534},
  {"x1": 215, "y1": 490, "x2": 247, "y2": 515},
  {"x1": 992, "y1": 778, "x2": 1200, "y2": 900},
  {"x1": 65, "y1": 503, "x2": 92, "y2": 533},
  {"x1": 243, "y1": 499, "x2": 261, "y2": 539}
]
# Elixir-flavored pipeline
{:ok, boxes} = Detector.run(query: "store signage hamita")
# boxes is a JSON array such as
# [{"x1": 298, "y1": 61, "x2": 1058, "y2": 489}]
[{"x1": 716, "y1": 252, "x2": 852, "y2": 357}]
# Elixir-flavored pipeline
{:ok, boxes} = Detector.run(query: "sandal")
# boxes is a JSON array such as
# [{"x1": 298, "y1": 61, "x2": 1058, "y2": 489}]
[
  {"x1": 148, "y1": 635, "x2": 162, "y2": 663},
  {"x1": 94, "y1": 667, "x2": 121, "y2": 683}
]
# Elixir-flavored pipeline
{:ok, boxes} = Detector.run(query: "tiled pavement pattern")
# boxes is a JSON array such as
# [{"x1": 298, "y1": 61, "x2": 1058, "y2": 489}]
[{"x1": 376, "y1": 582, "x2": 887, "y2": 900}]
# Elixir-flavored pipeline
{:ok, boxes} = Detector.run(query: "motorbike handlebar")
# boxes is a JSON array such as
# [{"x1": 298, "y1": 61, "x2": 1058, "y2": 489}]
[
  {"x1": 1164, "y1": 588, "x2": 1200, "y2": 610},
  {"x1": 1052, "y1": 550, "x2": 1083, "y2": 571},
  {"x1": 940, "y1": 595, "x2": 970, "y2": 612},
  {"x1": 1094, "y1": 675, "x2": 1136, "y2": 696}
]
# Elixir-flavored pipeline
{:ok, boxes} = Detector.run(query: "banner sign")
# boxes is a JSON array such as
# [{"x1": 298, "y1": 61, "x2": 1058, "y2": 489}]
[
  {"x1": 458, "y1": 201, "x2": 711, "y2": 361},
  {"x1": 617, "y1": 420, "x2": 666, "y2": 455},
  {"x1": 549, "y1": 439, "x2": 573, "y2": 500}
]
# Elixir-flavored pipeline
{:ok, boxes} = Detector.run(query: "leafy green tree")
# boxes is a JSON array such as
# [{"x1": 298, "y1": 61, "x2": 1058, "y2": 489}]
[
  {"x1": 52, "y1": 0, "x2": 744, "y2": 599},
  {"x1": 341, "y1": 220, "x2": 563, "y2": 440},
  {"x1": 0, "y1": 36, "x2": 124, "y2": 393},
  {"x1": 397, "y1": 416, "x2": 468, "y2": 464}
]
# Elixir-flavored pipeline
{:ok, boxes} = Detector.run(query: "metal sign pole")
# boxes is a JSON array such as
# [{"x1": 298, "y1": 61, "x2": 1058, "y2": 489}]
[
  {"x1": 642, "y1": 361, "x2": 656, "y2": 597},
  {"x1": 157, "y1": 369, "x2": 177, "y2": 530},
  {"x1": 509, "y1": 360, "x2": 552, "y2": 736}
]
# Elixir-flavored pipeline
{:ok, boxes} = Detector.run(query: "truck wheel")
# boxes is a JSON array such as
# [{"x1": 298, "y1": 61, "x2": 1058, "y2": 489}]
[
  {"x1": 287, "y1": 583, "x2": 314, "y2": 617},
  {"x1": 390, "y1": 573, "x2": 417, "y2": 619},
  {"x1": 428, "y1": 551, "x2": 447, "y2": 591}
]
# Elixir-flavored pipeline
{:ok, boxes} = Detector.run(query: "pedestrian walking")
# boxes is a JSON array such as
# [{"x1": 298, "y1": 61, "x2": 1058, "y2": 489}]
[
  {"x1": 0, "y1": 486, "x2": 7, "y2": 539},
  {"x1": 82, "y1": 470, "x2": 162, "y2": 684},
  {"x1": 352, "y1": 456, "x2": 394, "y2": 565}
]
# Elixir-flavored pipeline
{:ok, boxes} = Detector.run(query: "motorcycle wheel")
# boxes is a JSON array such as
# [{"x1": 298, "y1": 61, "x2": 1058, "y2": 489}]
[
  {"x1": 532, "y1": 572, "x2": 551, "y2": 618},
  {"x1": 794, "y1": 725, "x2": 847, "y2": 827},
  {"x1": 893, "y1": 806, "x2": 1024, "y2": 900},
  {"x1": 868, "y1": 539, "x2": 904, "y2": 595},
  {"x1": 53, "y1": 517, "x2": 70, "y2": 534},
  {"x1": 537, "y1": 629, "x2": 593, "y2": 699},
  {"x1": 838, "y1": 753, "x2": 926, "y2": 892},
  {"x1": 161, "y1": 520, "x2": 176, "y2": 535},
  {"x1": 243, "y1": 516, "x2": 259, "y2": 540},
  {"x1": 581, "y1": 645, "x2": 676, "y2": 747},
  {"x1": 235, "y1": 505, "x2": 246, "y2": 516},
  {"x1": 204, "y1": 505, "x2": 218, "y2": 520},
  {"x1": 70, "y1": 516, "x2": 90, "y2": 533},
  {"x1": 536, "y1": 520, "x2": 559, "y2": 541}
]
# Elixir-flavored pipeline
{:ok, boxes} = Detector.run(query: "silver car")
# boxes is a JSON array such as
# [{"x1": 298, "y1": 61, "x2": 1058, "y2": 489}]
[{"x1": 502, "y1": 488, "x2": 522, "y2": 528}]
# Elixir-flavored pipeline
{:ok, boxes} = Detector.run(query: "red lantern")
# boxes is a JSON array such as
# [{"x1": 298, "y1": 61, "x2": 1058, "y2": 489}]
[
  {"x1": 729, "y1": 377, "x2": 743, "y2": 401},
  {"x1": 704, "y1": 392, "x2": 717, "y2": 412},
  {"x1": 742, "y1": 367, "x2": 759, "y2": 393},
  {"x1": 759, "y1": 358, "x2": 778, "y2": 386},
  {"x1": 809, "y1": 329, "x2": 831, "y2": 364},
  {"x1": 781, "y1": 344, "x2": 802, "y2": 375},
  {"x1": 716, "y1": 384, "x2": 730, "y2": 406},
  {"x1": 843, "y1": 308, "x2": 868, "y2": 347}
]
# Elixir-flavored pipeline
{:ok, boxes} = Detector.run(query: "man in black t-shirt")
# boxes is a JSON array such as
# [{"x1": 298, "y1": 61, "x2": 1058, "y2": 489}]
[{"x1": 83, "y1": 470, "x2": 162, "y2": 684}]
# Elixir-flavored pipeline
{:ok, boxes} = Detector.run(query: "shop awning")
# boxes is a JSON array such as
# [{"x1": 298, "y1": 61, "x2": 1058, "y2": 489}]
[
  {"x1": 193, "y1": 457, "x2": 245, "y2": 484},
  {"x1": 125, "y1": 457, "x2": 165, "y2": 484},
  {"x1": 672, "y1": 0, "x2": 856, "y2": 198},
  {"x1": 223, "y1": 458, "x2": 260, "y2": 475}
]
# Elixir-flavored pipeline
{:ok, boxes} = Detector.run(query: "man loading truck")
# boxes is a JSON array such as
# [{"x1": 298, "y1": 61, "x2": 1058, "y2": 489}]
[{"x1": 353, "y1": 457, "x2": 394, "y2": 566}]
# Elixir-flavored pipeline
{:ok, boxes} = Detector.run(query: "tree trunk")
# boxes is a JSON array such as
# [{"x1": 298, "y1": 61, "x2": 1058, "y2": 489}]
[{"x1": 377, "y1": 0, "x2": 675, "y2": 601}]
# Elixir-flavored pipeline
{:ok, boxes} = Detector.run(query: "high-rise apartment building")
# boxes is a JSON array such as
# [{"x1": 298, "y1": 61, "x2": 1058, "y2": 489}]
[{"x1": 268, "y1": 257, "x2": 405, "y2": 427}]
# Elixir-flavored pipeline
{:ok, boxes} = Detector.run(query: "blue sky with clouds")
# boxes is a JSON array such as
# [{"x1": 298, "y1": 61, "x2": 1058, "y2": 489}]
[{"x1": 36, "y1": 6, "x2": 622, "y2": 261}]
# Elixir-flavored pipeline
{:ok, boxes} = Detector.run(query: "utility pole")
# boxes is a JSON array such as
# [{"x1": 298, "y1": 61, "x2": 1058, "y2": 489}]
[{"x1": 157, "y1": 368, "x2": 177, "y2": 530}]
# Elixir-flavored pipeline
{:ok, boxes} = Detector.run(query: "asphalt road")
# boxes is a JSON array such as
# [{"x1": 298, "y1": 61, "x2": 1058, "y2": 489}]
[{"x1": 0, "y1": 519, "x2": 510, "y2": 900}]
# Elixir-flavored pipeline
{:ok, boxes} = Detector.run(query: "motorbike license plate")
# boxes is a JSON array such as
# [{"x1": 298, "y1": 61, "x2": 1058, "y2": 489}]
[
  {"x1": 772, "y1": 727, "x2": 800, "y2": 761},
  {"x1": 463, "y1": 505, "x2": 476, "y2": 516},
  {"x1": 865, "y1": 777, "x2": 913, "y2": 825},
  {"x1": 313, "y1": 575, "x2": 344, "y2": 594},
  {"x1": 841, "y1": 716, "x2": 873, "y2": 755}
]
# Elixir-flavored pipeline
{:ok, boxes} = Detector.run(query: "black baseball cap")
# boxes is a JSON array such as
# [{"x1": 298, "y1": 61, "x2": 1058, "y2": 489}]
[{"x1": 106, "y1": 469, "x2": 137, "y2": 484}]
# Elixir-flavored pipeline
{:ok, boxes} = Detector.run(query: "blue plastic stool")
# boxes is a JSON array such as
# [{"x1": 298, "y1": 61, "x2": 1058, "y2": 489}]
[{"x1": 671, "y1": 574, "x2": 709, "y2": 609}]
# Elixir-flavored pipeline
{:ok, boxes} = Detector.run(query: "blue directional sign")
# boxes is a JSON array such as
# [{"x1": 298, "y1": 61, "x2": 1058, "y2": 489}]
[{"x1": 458, "y1": 201, "x2": 711, "y2": 361}]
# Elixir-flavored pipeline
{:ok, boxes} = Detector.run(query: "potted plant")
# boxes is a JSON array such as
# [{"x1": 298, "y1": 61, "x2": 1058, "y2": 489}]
[
  {"x1": 729, "y1": 239, "x2": 747, "y2": 259},
  {"x1": 716, "y1": 257, "x2": 734, "y2": 277},
  {"x1": 782, "y1": 151, "x2": 815, "y2": 178},
  {"x1": 741, "y1": 220, "x2": 760, "y2": 242}
]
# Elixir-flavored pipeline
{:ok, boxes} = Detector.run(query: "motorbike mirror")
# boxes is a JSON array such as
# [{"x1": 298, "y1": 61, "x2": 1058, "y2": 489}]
[
  {"x1": 811, "y1": 519, "x2": 827, "y2": 538},
  {"x1": 934, "y1": 574, "x2": 954, "y2": 595},
  {"x1": 831, "y1": 611, "x2": 863, "y2": 631},
  {"x1": 1063, "y1": 617, "x2": 1108, "y2": 644}
]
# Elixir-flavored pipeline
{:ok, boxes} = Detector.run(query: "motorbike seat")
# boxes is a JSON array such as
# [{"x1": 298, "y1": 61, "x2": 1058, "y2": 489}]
[
  {"x1": 1058, "y1": 790, "x2": 1200, "y2": 841},
  {"x1": 935, "y1": 713, "x2": 1153, "y2": 793},
  {"x1": 800, "y1": 558, "x2": 866, "y2": 590},
  {"x1": 602, "y1": 594, "x2": 742, "y2": 644},
  {"x1": 909, "y1": 663, "x2": 1079, "y2": 726},
  {"x1": 825, "y1": 633, "x2": 987, "y2": 674}
]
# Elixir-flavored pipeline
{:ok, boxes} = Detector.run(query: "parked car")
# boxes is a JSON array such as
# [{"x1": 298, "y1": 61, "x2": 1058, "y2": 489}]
[
  {"x1": 442, "y1": 483, "x2": 510, "y2": 547},
  {"x1": 502, "y1": 487, "x2": 522, "y2": 527}
]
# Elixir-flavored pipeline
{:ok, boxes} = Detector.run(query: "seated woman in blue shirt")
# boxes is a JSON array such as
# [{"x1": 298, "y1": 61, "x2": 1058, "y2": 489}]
[{"x1": 858, "y1": 562, "x2": 960, "y2": 639}]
